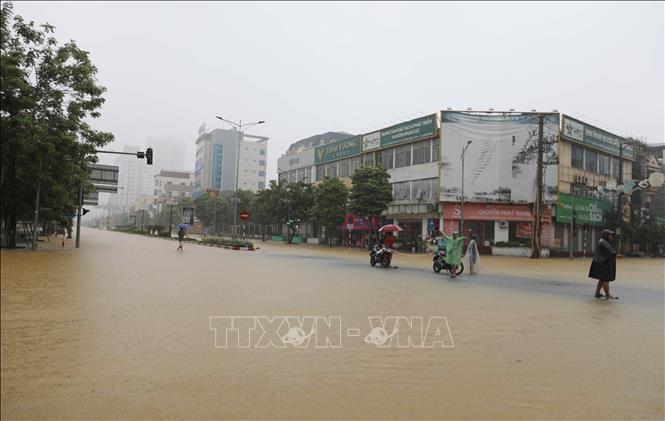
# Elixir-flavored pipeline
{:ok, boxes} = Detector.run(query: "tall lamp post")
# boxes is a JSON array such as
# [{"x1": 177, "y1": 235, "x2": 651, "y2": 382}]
[
  {"x1": 215, "y1": 116, "x2": 265, "y2": 239},
  {"x1": 460, "y1": 140, "x2": 473, "y2": 235}
]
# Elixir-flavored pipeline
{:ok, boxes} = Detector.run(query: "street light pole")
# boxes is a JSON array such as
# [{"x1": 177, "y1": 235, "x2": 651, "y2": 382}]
[
  {"x1": 460, "y1": 140, "x2": 473, "y2": 235},
  {"x1": 169, "y1": 203, "x2": 174, "y2": 237},
  {"x1": 215, "y1": 116, "x2": 265, "y2": 239}
]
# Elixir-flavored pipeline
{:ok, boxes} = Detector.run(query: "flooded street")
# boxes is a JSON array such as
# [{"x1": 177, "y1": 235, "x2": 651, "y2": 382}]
[{"x1": 2, "y1": 229, "x2": 663, "y2": 419}]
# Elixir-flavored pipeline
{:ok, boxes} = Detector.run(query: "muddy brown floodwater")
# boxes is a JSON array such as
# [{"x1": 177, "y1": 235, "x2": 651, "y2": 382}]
[{"x1": 2, "y1": 229, "x2": 664, "y2": 419}]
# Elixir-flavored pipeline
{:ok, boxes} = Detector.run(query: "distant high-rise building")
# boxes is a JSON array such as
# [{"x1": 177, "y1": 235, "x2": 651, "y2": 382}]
[
  {"x1": 112, "y1": 145, "x2": 143, "y2": 211},
  {"x1": 142, "y1": 138, "x2": 188, "y2": 197},
  {"x1": 194, "y1": 128, "x2": 268, "y2": 198}
]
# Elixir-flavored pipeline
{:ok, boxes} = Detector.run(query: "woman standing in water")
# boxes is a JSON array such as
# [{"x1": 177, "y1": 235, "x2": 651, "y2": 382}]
[
  {"x1": 466, "y1": 234, "x2": 480, "y2": 275},
  {"x1": 589, "y1": 229, "x2": 622, "y2": 299}
]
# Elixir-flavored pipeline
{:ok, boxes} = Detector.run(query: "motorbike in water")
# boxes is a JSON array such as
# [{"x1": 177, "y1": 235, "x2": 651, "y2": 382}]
[
  {"x1": 370, "y1": 243, "x2": 393, "y2": 268},
  {"x1": 432, "y1": 249, "x2": 464, "y2": 277}
]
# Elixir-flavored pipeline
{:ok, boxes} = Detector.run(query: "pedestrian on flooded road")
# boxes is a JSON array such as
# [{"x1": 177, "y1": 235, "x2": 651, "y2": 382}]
[
  {"x1": 466, "y1": 233, "x2": 480, "y2": 275},
  {"x1": 177, "y1": 227, "x2": 185, "y2": 252},
  {"x1": 589, "y1": 229, "x2": 623, "y2": 299}
]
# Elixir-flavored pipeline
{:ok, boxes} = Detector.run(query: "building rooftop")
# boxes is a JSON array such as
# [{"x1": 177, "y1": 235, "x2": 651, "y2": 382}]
[
  {"x1": 285, "y1": 131, "x2": 353, "y2": 155},
  {"x1": 157, "y1": 170, "x2": 193, "y2": 179}
]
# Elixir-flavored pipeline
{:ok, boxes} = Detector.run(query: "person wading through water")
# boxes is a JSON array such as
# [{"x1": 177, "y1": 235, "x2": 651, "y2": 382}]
[
  {"x1": 177, "y1": 227, "x2": 185, "y2": 252},
  {"x1": 589, "y1": 229, "x2": 623, "y2": 299}
]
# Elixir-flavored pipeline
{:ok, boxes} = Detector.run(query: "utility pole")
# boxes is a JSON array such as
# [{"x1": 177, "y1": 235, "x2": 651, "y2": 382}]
[
  {"x1": 531, "y1": 115, "x2": 544, "y2": 258},
  {"x1": 75, "y1": 183, "x2": 83, "y2": 248},
  {"x1": 460, "y1": 140, "x2": 473, "y2": 235},
  {"x1": 32, "y1": 159, "x2": 43, "y2": 250},
  {"x1": 617, "y1": 139, "x2": 624, "y2": 252},
  {"x1": 169, "y1": 204, "x2": 174, "y2": 237}
]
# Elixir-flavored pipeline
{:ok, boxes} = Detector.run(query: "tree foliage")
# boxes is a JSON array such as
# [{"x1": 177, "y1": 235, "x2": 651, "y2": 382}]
[
  {"x1": 1, "y1": 2, "x2": 113, "y2": 247},
  {"x1": 349, "y1": 165, "x2": 392, "y2": 219},
  {"x1": 314, "y1": 177, "x2": 348, "y2": 246}
]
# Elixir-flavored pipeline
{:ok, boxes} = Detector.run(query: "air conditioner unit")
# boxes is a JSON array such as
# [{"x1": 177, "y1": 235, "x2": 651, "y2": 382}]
[{"x1": 499, "y1": 220, "x2": 508, "y2": 229}]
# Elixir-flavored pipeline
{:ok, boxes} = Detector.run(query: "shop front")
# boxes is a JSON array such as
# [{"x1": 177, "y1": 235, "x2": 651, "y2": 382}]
[
  {"x1": 554, "y1": 193, "x2": 612, "y2": 257},
  {"x1": 339, "y1": 214, "x2": 380, "y2": 248},
  {"x1": 441, "y1": 202, "x2": 553, "y2": 254}
]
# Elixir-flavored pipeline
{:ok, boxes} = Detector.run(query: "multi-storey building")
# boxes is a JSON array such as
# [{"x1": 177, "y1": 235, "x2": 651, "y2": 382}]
[
  {"x1": 278, "y1": 115, "x2": 440, "y2": 249},
  {"x1": 194, "y1": 128, "x2": 268, "y2": 198},
  {"x1": 277, "y1": 110, "x2": 641, "y2": 255},
  {"x1": 153, "y1": 170, "x2": 195, "y2": 213}
]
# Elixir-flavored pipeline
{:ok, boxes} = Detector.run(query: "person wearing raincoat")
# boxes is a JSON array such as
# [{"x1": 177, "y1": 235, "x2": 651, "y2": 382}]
[
  {"x1": 588, "y1": 229, "x2": 622, "y2": 299},
  {"x1": 442, "y1": 232, "x2": 465, "y2": 278},
  {"x1": 465, "y1": 234, "x2": 481, "y2": 275}
]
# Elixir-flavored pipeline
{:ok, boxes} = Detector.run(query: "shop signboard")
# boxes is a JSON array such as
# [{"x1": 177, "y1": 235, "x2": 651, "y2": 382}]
[
  {"x1": 379, "y1": 114, "x2": 437, "y2": 147},
  {"x1": 556, "y1": 193, "x2": 612, "y2": 226},
  {"x1": 562, "y1": 115, "x2": 633, "y2": 160},
  {"x1": 442, "y1": 203, "x2": 551, "y2": 222},
  {"x1": 315, "y1": 136, "x2": 361, "y2": 164}
]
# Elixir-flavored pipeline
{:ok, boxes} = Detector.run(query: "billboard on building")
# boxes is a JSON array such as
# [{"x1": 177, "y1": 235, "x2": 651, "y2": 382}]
[
  {"x1": 561, "y1": 115, "x2": 633, "y2": 160},
  {"x1": 375, "y1": 114, "x2": 438, "y2": 148},
  {"x1": 277, "y1": 148, "x2": 315, "y2": 173},
  {"x1": 440, "y1": 112, "x2": 560, "y2": 204}
]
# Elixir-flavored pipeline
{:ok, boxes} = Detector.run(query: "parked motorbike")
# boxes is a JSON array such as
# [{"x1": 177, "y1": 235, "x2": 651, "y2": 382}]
[
  {"x1": 432, "y1": 249, "x2": 464, "y2": 276},
  {"x1": 370, "y1": 243, "x2": 393, "y2": 268}
]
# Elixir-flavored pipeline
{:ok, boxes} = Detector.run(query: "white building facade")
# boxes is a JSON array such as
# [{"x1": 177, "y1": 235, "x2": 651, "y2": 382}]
[{"x1": 194, "y1": 128, "x2": 268, "y2": 198}]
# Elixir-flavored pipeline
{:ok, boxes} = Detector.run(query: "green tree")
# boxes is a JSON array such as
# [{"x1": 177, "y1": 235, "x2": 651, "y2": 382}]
[
  {"x1": 314, "y1": 177, "x2": 349, "y2": 246},
  {"x1": 193, "y1": 194, "x2": 228, "y2": 234},
  {"x1": 285, "y1": 181, "x2": 315, "y2": 243},
  {"x1": 1, "y1": 2, "x2": 113, "y2": 248},
  {"x1": 349, "y1": 165, "x2": 392, "y2": 221},
  {"x1": 254, "y1": 180, "x2": 288, "y2": 240}
]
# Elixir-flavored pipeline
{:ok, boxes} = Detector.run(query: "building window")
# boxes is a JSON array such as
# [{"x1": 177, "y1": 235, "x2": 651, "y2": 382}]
[
  {"x1": 279, "y1": 172, "x2": 288, "y2": 183},
  {"x1": 412, "y1": 140, "x2": 431, "y2": 165},
  {"x1": 585, "y1": 149, "x2": 598, "y2": 173},
  {"x1": 259, "y1": 170, "x2": 266, "y2": 177},
  {"x1": 363, "y1": 153, "x2": 375, "y2": 166},
  {"x1": 351, "y1": 157, "x2": 361, "y2": 174},
  {"x1": 259, "y1": 149, "x2": 266, "y2": 156},
  {"x1": 432, "y1": 138, "x2": 440, "y2": 162},
  {"x1": 259, "y1": 160, "x2": 266, "y2": 167},
  {"x1": 258, "y1": 181, "x2": 265, "y2": 189},
  {"x1": 378, "y1": 148, "x2": 394, "y2": 170},
  {"x1": 393, "y1": 181, "x2": 410, "y2": 201},
  {"x1": 571, "y1": 144, "x2": 584, "y2": 169},
  {"x1": 610, "y1": 157, "x2": 620, "y2": 178},
  {"x1": 411, "y1": 178, "x2": 434, "y2": 201},
  {"x1": 305, "y1": 167, "x2": 312, "y2": 183},
  {"x1": 325, "y1": 162, "x2": 337, "y2": 177},
  {"x1": 394, "y1": 144, "x2": 411, "y2": 168},
  {"x1": 288, "y1": 170, "x2": 296, "y2": 183},
  {"x1": 338, "y1": 159, "x2": 350, "y2": 177},
  {"x1": 316, "y1": 166, "x2": 325, "y2": 181},
  {"x1": 598, "y1": 154, "x2": 610, "y2": 176}
]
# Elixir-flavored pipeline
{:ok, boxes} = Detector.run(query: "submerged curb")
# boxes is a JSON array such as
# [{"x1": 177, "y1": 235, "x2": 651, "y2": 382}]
[{"x1": 112, "y1": 230, "x2": 257, "y2": 251}]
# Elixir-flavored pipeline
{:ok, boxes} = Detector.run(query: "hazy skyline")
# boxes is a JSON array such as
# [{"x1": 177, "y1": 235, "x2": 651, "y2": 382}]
[{"x1": 10, "y1": 1, "x2": 665, "y2": 181}]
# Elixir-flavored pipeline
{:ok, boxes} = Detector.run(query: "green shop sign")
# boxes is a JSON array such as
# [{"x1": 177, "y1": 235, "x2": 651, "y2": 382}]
[
  {"x1": 562, "y1": 116, "x2": 634, "y2": 160},
  {"x1": 557, "y1": 193, "x2": 612, "y2": 226},
  {"x1": 379, "y1": 114, "x2": 437, "y2": 147},
  {"x1": 315, "y1": 135, "x2": 361, "y2": 164}
]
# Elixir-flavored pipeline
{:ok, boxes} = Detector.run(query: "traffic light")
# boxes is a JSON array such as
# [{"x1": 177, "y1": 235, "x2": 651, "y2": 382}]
[
  {"x1": 82, "y1": 208, "x2": 90, "y2": 216},
  {"x1": 146, "y1": 147, "x2": 153, "y2": 165}
]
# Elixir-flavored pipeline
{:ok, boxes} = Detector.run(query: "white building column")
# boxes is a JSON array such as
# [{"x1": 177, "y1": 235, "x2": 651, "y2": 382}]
[{"x1": 421, "y1": 217, "x2": 429, "y2": 238}]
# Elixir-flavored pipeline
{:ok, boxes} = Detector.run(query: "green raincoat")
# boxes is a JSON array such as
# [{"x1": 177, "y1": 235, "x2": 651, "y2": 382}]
[{"x1": 442, "y1": 233, "x2": 465, "y2": 266}]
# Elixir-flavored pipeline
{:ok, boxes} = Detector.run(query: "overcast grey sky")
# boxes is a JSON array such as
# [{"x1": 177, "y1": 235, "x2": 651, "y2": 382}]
[{"x1": 11, "y1": 1, "x2": 665, "y2": 180}]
